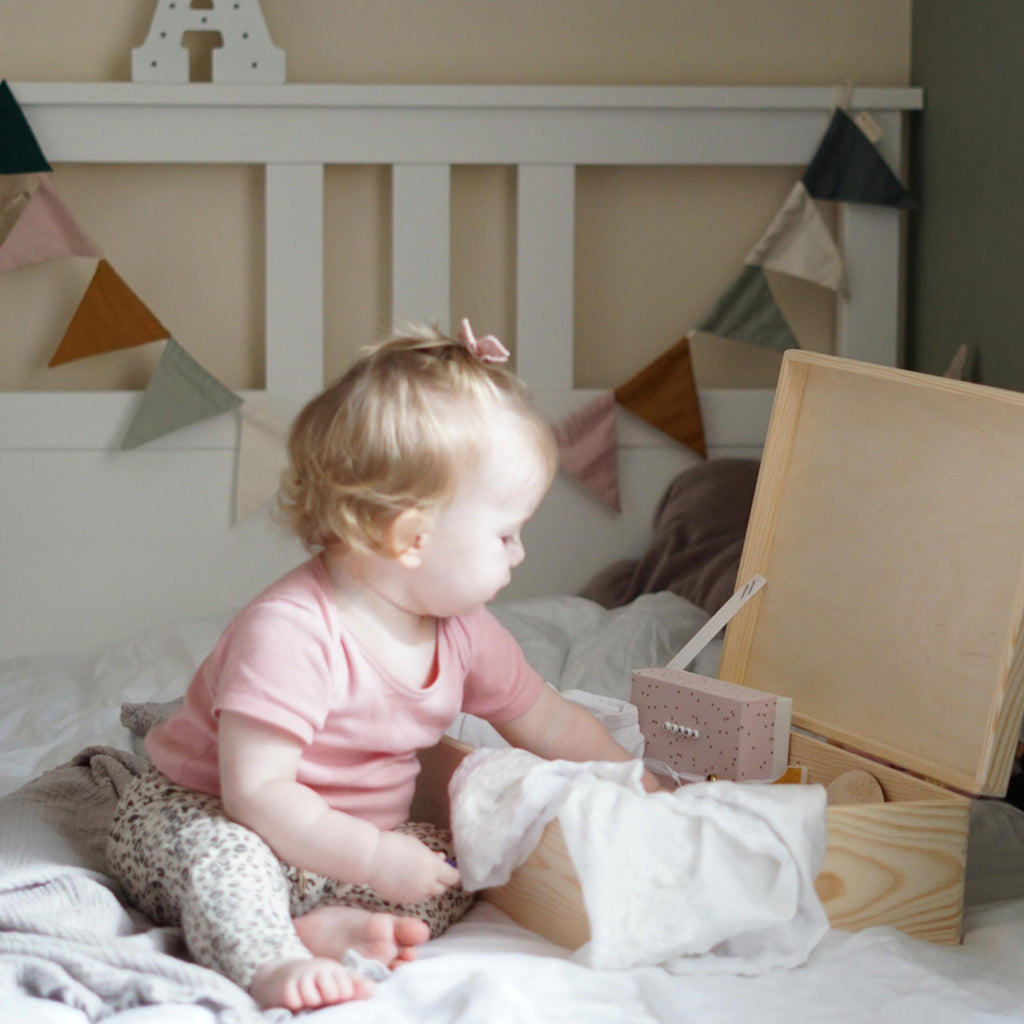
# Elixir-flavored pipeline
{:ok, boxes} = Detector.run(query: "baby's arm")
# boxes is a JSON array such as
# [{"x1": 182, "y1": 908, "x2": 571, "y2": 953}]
[
  {"x1": 493, "y1": 685, "x2": 661, "y2": 792},
  {"x1": 218, "y1": 710, "x2": 459, "y2": 903}
]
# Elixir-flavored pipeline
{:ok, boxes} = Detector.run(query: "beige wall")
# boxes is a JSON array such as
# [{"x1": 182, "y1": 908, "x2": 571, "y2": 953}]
[{"x1": 0, "y1": 0, "x2": 911, "y2": 392}]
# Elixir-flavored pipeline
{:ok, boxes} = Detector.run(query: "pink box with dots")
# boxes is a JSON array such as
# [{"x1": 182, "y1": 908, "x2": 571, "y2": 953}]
[{"x1": 631, "y1": 667, "x2": 792, "y2": 783}]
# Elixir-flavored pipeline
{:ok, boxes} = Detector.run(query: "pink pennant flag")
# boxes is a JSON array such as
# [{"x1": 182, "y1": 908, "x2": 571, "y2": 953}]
[
  {"x1": 0, "y1": 176, "x2": 103, "y2": 273},
  {"x1": 550, "y1": 391, "x2": 621, "y2": 512}
]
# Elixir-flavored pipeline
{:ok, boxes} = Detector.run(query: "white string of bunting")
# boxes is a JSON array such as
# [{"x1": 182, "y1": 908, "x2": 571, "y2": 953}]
[{"x1": 1, "y1": 66, "x2": 916, "y2": 523}]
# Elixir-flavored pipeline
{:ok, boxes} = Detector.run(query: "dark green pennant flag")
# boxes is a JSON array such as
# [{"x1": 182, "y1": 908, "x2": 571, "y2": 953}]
[
  {"x1": 802, "y1": 107, "x2": 914, "y2": 209},
  {"x1": 0, "y1": 79, "x2": 51, "y2": 174}
]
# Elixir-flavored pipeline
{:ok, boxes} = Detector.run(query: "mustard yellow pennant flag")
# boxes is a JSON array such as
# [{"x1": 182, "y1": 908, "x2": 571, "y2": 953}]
[
  {"x1": 614, "y1": 335, "x2": 706, "y2": 458},
  {"x1": 49, "y1": 259, "x2": 169, "y2": 366}
]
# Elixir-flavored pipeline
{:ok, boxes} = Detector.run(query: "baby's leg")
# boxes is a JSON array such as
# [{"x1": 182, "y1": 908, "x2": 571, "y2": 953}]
[{"x1": 107, "y1": 767, "x2": 369, "y2": 1010}]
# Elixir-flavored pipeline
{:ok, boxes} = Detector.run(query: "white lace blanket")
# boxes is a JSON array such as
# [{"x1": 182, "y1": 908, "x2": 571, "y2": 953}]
[{"x1": 450, "y1": 748, "x2": 829, "y2": 974}]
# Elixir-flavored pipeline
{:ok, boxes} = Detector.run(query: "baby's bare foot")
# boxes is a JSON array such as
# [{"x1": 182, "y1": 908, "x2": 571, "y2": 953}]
[
  {"x1": 294, "y1": 904, "x2": 431, "y2": 969},
  {"x1": 248, "y1": 955, "x2": 372, "y2": 1011}
]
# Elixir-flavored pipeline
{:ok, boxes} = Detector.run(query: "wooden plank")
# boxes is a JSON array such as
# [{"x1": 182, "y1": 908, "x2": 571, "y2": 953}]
[
  {"x1": 485, "y1": 819, "x2": 590, "y2": 950},
  {"x1": 816, "y1": 801, "x2": 968, "y2": 943},
  {"x1": 515, "y1": 165, "x2": 575, "y2": 390},
  {"x1": 787, "y1": 730, "x2": 950, "y2": 803},
  {"x1": 723, "y1": 353, "x2": 1024, "y2": 796}
]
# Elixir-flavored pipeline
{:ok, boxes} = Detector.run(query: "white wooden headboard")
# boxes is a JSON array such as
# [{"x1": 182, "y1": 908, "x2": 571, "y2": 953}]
[{"x1": 1, "y1": 83, "x2": 923, "y2": 660}]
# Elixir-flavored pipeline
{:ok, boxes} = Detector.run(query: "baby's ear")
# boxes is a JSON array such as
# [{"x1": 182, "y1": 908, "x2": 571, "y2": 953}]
[{"x1": 386, "y1": 508, "x2": 431, "y2": 567}]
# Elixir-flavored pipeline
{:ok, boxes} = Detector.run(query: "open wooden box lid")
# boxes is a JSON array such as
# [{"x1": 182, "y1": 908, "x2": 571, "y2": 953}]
[{"x1": 719, "y1": 351, "x2": 1024, "y2": 797}]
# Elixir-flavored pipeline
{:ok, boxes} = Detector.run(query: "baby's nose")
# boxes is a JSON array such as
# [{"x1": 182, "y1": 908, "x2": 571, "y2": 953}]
[{"x1": 508, "y1": 537, "x2": 525, "y2": 567}]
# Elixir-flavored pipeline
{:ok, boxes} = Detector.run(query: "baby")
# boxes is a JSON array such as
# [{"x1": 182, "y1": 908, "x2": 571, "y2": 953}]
[{"x1": 107, "y1": 321, "x2": 656, "y2": 1011}]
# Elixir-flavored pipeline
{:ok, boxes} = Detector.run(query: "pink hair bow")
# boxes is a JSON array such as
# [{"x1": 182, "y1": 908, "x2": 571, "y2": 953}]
[{"x1": 458, "y1": 318, "x2": 510, "y2": 364}]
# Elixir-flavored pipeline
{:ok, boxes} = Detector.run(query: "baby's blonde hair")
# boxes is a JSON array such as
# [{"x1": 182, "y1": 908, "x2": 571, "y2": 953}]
[{"x1": 278, "y1": 324, "x2": 557, "y2": 554}]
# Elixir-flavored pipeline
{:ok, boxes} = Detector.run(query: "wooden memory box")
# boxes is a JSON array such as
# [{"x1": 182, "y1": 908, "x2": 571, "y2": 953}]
[
  {"x1": 414, "y1": 351, "x2": 1024, "y2": 948},
  {"x1": 717, "y1": 350, "x2": 1024, "y2": 943}
]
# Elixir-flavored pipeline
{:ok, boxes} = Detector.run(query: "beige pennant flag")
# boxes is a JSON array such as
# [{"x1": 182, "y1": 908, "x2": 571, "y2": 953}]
[
  {"x1": 234, "y1": 403, "x2": 290, "y2": 523},
  {"x1": 943, "y1": 343, "x2": 974, "y2": 381},
  {"x1": 550, "y1": 391, "x2": 620, "y2": 512},
  {"x1": 745, "y1": 180, "x2": 847, "y2": 295}
]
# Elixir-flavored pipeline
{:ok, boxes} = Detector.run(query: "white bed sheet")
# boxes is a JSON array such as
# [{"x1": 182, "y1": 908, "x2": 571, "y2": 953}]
[{"x1": 3, "y1": 593, "x2": 1024, "y2": 1024}]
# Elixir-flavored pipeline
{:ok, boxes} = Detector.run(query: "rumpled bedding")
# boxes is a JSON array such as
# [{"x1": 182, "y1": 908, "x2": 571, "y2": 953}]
[
  {"x1": 6, "y1": 589, "x2": 1024, "y2": 1023},
  {"x1": 0, "y1": 747, "x2": 282, "y2": 1024},
  {"x1": 5, "y1": 748, "x2": 1024, "y2": 1024}
]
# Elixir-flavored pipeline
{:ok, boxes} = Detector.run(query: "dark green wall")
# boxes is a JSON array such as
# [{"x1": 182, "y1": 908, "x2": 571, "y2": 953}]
[{"x1": 908, "y1": 1, "x2": 1024, "y2": 388}]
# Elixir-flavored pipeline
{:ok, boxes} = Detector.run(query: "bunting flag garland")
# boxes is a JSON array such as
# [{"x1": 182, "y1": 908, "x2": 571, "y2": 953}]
[
  {"x1": 802, "y1": 107, "x2": 915, "y2": 209},
  {"x1": 0, "y1": 176, "x2": 103, "y2": 272},
  {"x1": 0, "y1": 79, "x2": 51, "y2": 174},
  {"x1": 614, "y1": 335, "x2": 707, "y2": 458},
  {"x1": 49, "y1": 259, "x2": 170, "y2": 366},
  {"x1": 549, "y1": 391, "x2": 621, "y2": 512},
  {"x1": 696, "y1": 264, "x2": 800, "y2": 353},
  {"x1": 234, "y1": 403, "x2": 289, "y2": 523},
  {"x1": 744, "y1": 180, "x2": 847, "y2": 294},
  {"x1": 3, "y1": 74, "x2": 916, "y2": 519},
  {"x1": 122, "y1": 338, "x2": 242, "y2": 450}
]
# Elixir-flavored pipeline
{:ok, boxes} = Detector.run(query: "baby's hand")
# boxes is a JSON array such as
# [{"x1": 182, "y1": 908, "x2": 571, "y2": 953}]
[{"x1": 367, "y1": 831, "x2": 461, "y2": 905}]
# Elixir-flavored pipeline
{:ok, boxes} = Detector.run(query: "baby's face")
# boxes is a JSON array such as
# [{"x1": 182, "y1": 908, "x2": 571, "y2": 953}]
[{"x1": 410, "y1": 417, "x2": 551, "y2": 617}]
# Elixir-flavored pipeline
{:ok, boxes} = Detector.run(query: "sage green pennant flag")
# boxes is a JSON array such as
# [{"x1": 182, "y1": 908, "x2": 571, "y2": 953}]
[
  {"x1": 122, "y1": 338, "x2": 242, "y2": 449},
  {"x1": 697, "y1": 265, "x2": 800, "y2": 353},
  {"x1": 0, "y1": 79, "x2": 51, "y2": 174}
]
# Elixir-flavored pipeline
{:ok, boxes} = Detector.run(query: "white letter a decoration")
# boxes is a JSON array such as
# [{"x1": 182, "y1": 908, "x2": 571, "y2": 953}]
[{"x1": 132, "y1": 0, "x2": 285, "y2": 83}]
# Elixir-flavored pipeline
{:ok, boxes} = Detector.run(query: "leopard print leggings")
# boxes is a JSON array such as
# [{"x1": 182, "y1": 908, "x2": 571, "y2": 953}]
[{"x1": 106, "y1": 765, "x2": 475, "y2": 989}]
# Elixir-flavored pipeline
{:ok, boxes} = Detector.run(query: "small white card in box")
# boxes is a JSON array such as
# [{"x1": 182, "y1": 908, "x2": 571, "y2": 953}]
[{"x1": 632, "y1": 668, "x2": 792, "y2": 782}]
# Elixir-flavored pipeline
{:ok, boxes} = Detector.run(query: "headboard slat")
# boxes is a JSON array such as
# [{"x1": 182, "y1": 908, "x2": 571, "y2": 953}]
[{"x1": 515, "y1": 164, "x2": 576, "y2": 390}]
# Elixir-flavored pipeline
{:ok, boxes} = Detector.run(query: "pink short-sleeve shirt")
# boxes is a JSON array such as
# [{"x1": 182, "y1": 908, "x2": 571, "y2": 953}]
[{"x1": 145, "y1": 557, "x2": 544, "y2": 828}]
